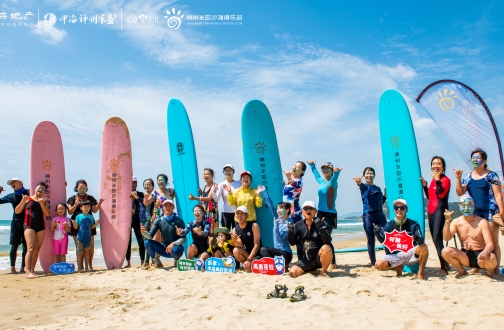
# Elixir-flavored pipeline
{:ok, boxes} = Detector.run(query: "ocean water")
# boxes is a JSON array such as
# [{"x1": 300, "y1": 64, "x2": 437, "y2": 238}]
[{"x1": 0, "y1": 218, "x2": 366, "y2": 270}]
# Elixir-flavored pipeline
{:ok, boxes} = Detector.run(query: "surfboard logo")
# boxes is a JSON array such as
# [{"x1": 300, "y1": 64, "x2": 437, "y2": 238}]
[
  {"x1": 164, "y1": 8, "x2": 184, "y2": 29},
  {"x1": 435, "y1": 88, "x2": 457, "y2": 111},
  {"x1": 41, "y1": 160, "x2": 52, "y2": 171},
  {"x1": 109, "y1": 159, "x2": 120, "y2": 171},
  {"x1": 255, "y1": 142, "x2": 266, "y2": 154},
  {"x1": 390, "y1": 136, "x2": 400, "y2": 148},
  {"x1": 176, "y1": 142, "x2": 185, "y2": 155}
]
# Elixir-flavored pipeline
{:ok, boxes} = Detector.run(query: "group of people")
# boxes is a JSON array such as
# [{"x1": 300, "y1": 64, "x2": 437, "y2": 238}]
[{"x1": 1, "y1": 148, "x2": 503, "y2": 279}]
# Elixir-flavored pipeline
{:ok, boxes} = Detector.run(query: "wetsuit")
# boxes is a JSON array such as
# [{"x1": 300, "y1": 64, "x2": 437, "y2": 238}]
[
  {"x1": 126, "y1": 191, "x2": 145, "y2": 263},
  {"x1": 423, "y1": 175, "x2": 450, "y2": 271},
  {"x1": 144, "y1": 214, "x2": 186, "y2": 261},
  {"x1": 235, "y1": 221, "x2": 262, "y2": 258},
  {"x1": 462, "y1": 171, "x2": 501, "y2": 221},
  {"x1": 180, "y1": 219, "x2": 210, "y2": 256},
  {"x1": 288, "y1": 217, "x2": 332, "y2": 272},
  {"x1": 0, "y1": 189, "x2": 29, "y2": 268},
  {"x1": 283, "y1": 177, "x2": 303, "y2": 223},
  {"x1": 259, "y1": 189, "x2": 293, "y2": 265},
  {"x1": 358, "y1": 183, "x2": 387, "y2": 265},
  {"x1": 23, "y1": 198, "x2": 45, "y2": 232}
]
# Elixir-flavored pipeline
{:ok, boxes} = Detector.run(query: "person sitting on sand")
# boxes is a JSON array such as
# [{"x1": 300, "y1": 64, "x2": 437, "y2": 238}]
[
  {"x1": 231, "y1": 206, "x2": 261, "y2": 272},
  {"x1": 141, "y1": 199, "x2": 185, "y2": 268},
  {"x1": 287, "y1": 201, "x2": 333, "y2": 277},
  {"x1": 442, "y1": 195, "x2": 497, "y2": 279},
  {"x1": 207, "y1": 227, "x2": 235, "y2": 258},
  {"x1": 176, "y1": 205, "x2": 211, "y2": 263},
  {"x1": 374, "y1": 199, "x2": 429, "y2": 280},
  {"x1": 71, "y1": 201, "x2": 100, "y2": 273}
]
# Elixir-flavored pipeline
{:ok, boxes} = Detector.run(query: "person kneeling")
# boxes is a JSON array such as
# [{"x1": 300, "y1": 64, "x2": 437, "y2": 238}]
[
  {"x1": 231, "y1": 206, "x2": 261, "y2": 272},
  {"x1": 442, "y1": 195, "x2": 497, "y2": 279},
  {"x1": 374, "y1": 199, "x2": 429, "y2": 280},
  {"x1": 141, "y1": 199, "x2": 185, "y2": 268},
  {"x1": 288, "y1": 201, "x2": 332, "y2": 278}
]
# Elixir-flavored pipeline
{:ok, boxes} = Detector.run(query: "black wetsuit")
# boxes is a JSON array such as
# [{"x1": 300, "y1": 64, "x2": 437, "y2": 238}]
[
  {"x1": 126, "y1": 192, "x2": 145, "y2": 263},
  {"x1": 235, "y1": 221, "x2": 262, "y2": 257},
  {"x1": 0, "y1": 190, "x2": 29, "y2": 268},
  {"x1": 23, "y1": 198, "x2": 45, "y2": 232},
  {"x1": 181, "y1": 219, "x2": 210, "y2": 255},
  {"x1": 423, "y1": 175, "x2": 450, "y2": 271}
]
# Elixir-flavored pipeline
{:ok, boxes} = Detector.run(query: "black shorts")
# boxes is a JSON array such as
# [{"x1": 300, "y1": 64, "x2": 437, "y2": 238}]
[
  {"x1": 10, "y1": 220, "x2": 25, "y2": 245},
  {"x1": 462, "y1": 249, "x2": 483, "y2": 269},
  {"x1": 194, "y1": 244, "x2": 209, "y2": 257},
  {"x1": 221, "y1": 212, "x2": 235, "y2": 230},
  {"x1": 294, "y1": 254, "x2": 322, "y2": 273}
]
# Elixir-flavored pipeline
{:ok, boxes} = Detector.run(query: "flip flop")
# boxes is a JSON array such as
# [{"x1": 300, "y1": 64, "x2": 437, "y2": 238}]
[
  {"x1": 290, "y1": 286, "x2": 307, "y2": 302},
  {"x1": 266, "y1": 284, "x2": 288, "y2": 299}
]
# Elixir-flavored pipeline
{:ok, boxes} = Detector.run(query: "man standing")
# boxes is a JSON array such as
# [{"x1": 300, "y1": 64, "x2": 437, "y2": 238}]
[
  {"x1": 442, "y1": 195, "x2": 497, "y2": 279},
  {"x1": 125, "y1": 176, "x2": 145, "y2": 268},
  {"x1": 213, "y1": 164, "x2": 241, "y2": 230},
  {"x1": 0, "y1": 178, "x2": 29, "y2": 274},
  {"x1": 375, "y1": 199, "x2": 429, "y2": 280},
  {"x1": 288, "y1": 201, "x2": 333, "y2": 277}
]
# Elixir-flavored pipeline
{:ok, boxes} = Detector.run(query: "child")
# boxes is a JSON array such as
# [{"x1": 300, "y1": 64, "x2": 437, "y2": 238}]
[
  {"x1": 50, "y1": 203, "x2": 71, "y2": 264},
  {"x1": 72, "y1": 201, "x2": 100, "y2": 272},
  {"x1": 207, "y1": 227, "x2": 235, "y2": 258}
]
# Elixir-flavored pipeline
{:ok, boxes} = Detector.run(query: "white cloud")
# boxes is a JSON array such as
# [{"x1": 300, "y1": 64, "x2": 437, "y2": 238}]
[{"x1": 32, "y1": 20, "x2": 67, "y2": 44}]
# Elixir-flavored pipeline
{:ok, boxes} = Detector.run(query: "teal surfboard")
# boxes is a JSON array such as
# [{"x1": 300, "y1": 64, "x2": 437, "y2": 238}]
[
  {"x1": 242, "y1": 100, "x2": 283, "y2": 247},
  {"x1": 379, "y1": 90, "x2": 424, "y2": 273},
  {"x1": 168, "y1": 99, "x2": 200, "y2": 248}
]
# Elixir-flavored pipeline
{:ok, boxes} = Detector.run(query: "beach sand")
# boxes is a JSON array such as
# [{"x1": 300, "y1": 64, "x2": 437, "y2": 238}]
[{"x1": 1, "y1": 235, "x2": 504, "y2": 329}]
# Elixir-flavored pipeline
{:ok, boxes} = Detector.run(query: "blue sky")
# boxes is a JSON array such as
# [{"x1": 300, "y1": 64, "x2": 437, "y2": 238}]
[{"x1": 0, "y1": 0, "x2": 503, "y2": 220}]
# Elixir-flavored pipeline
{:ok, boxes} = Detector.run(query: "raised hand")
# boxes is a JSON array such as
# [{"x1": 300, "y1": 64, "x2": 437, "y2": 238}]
[
  {"x1": 99, "y1": 198, "x2": 105, "y2": 203},
  {"x1": 307, "y1": 160, "x2": 315, "y2": 165},
  {"x1": 352, "y1": 177, "x2": 362, "y2": 185},
  {"x1": 444, "y1": 209, "x2": 454, "y2": 220},
  {"x1": 175, "y1": 226, "x2": 183, "y2": 236},
  {"x1": 188, "y1": 193, "x2": 195, "y2": 201},
  {"x1": 193, "y1": 226, "x2": 203, "y2": 235},
  {"x1": 256, "y1": 185, "x2": 265, "y2": 195},
  {"x1": 21, "y1": 194, "x2": 29, "y2": 204},
  {"x1": 213, "y1": 183, "x2": 218, "y2": 193},
  {"x1": 223, "y1": 184, "x2": 231, "y2": 193},
  {"x1": 333, "y1": 167, "x2": 343, "y2": 173},
  {"x1": 283, "y1": 170, "x2": 292, "y2": 179},
  {"x1": 420, "y1": 177, "x2": 427, "y2": 187},
  {"x1": 130, "y1": 191, "x2": 138, "y2": 199},
  {"x1": 0, "y1": 186, "x2": 4, "y2": 193},
  {"x1": 453, "y1": 169, "x2": 463, "y2": 179},
  {"x1": 208, "y1": 236, "x2": 214, "y2": 245}
]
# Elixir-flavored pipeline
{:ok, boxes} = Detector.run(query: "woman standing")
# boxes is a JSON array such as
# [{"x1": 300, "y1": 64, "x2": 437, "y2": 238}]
[
  {"x1": 224, "y1": 171, "x2": 262, "y2": 223},
  {"x1": 15, "y1": 182, "x2": 50, "y2": 278},
  {"x1": 144, "y1": 174, "x2": 175, "y2": 221},
  {"x1": 67, "y1": 179, "x2": 104, "y2": 271},
  {"x1": 454, "y1": 148, "x2": 504, "y2": 275},
  {"x1": 141, "y1": 178, "x2": 155, "y2": 267},
  {"x1": 188, "y1": 168, "x2": 219, "y2": 232},
  {"x1": 421, "y1": 156, "x2": 451, "y2": 275},
  {"x1": 353, "y1": 167, "x2": 387, "y2": 266}
]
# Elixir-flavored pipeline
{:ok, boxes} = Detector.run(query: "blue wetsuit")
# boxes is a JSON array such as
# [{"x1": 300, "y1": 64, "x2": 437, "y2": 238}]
[
  {"x1": 144, "y1": 214, "x2": 186, "y2": 261},
  {"x1": 358, "y1": 183, "x2": 387, "y2": 265}
]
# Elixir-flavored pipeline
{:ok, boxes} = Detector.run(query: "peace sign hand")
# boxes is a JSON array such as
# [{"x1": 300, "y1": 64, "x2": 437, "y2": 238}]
[
  {"x1": 453, "y1": 169, "x2": 463, "y2": 179},
  {"x1": 444, "y1": 209, "x2": 454, "y2": 220}
]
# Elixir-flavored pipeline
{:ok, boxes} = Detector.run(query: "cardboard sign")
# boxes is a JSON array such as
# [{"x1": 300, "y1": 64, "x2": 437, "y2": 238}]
[
  {"x1": 205, "y1": 257, "x2": 236, "y2": 273},
  {"x1": 49, "y1": 262, "x2": 75, "y2": 274},
  {"x1": 177, "y1": 259, "x2": 199, "y2": 271},
  {"x1": 251, "y1": 256, "x2": 285, "y2": 275},
  {"x1": 383, "y1": 229, "x2": 414, "y2": 253}
]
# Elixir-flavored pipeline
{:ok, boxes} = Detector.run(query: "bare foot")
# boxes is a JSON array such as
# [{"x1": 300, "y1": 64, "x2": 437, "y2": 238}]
[
  {"x1": 438, "y1": 270, "x2": 448, "y2": 276},
  {"x1": 328, "y1": 263, "x2": 338, "y2": 271},
  {"x1": 468, "y1": 268, "x2": 480, "y2": 274},
  {"x1": 394, "y1": 267, "x2": 403, "y2": 277},
  {"x1": 320, "y1": 270, "x2": 328, "y2": 276},
  {"x1": 26, "y1": 272, "x2": 38, "y2": 279},
  {"x1": 455, "y1": 270, "x2": 468, "y2": 278},
  {"x1": 417, "y1": 274, "x2": 426, "y2": 280},
  {"x1": 10, "y1": 268, "x2": 18, "y2": 274}
]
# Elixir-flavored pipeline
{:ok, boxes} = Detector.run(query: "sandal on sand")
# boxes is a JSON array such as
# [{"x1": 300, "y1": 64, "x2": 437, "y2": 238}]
[
  {"x1": 290, "y1": 286, "x2": 307, "y2": 302},
  {"x1": 266, "y1": 284, "x2": 288, "y2": 299}
]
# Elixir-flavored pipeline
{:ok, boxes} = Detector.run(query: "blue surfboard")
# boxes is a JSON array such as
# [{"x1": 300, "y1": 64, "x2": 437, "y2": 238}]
[
  {"x1": 379, "y1": 90, "x2": 425, "y2": 273},
  {"x1": 168, "y1": 99, "x2": 200, "y2": 248},
  {"x1": 49, "y1": 262, "x2": 75, "y2": 274},
  {"x1": 242, "y1": 100, "x2": 283, "y2": 247}
]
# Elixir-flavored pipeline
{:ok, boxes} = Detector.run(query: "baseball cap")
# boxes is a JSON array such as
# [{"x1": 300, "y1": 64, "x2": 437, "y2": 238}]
[
  {"x1": 132, "y1": 176, "x2": 138, "y2": 182},
  {"x1": 223, "y1": 164, "x2": 234, "y2": 170},
  {"x1": 7, "y1": 177, "x2": 21, "y2": 185},
  {"x1": 162, "y1": 199, "x2": 174, "y2": 205},
  {"x1": 302, "y1": 201, "x2": 316, "y2": 209},
  {"x1": 240, "y1": 171, "x2": 252, "y2": 179},
  {"x1": 392, "y1": 199, "x2": 408, "y2": 207},
  {"x1": 321, "y1": 162, "x2": 333, "y2": 168},
  {"x1": 236, "y1": 206, "x2": 248, "y2": 213}
]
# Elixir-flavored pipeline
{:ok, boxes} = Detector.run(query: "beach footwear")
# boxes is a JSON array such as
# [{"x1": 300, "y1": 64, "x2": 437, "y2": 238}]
[
  {"x1": 266, "y1": 284, "x2": 288, "y2": 299},
  {"x1": 290, "y1": 286, "x2": 307, "y2": 302}
]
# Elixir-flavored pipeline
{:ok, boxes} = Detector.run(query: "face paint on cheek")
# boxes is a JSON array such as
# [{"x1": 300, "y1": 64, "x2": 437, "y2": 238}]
[
  {"x1": 471, "y1": 158, "x2": 483, "y2": 168},
  {"x1": 277, "y1": 209, "x2": 286, "y2": 217},
  {"x1": 459, "y1": 203, "x2": 475, "y2": 216}
]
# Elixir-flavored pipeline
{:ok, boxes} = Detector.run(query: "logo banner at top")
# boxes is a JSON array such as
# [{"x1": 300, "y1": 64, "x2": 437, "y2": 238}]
[{"x1": 416, "y1": 80, "x2": 503, "y2": 180}]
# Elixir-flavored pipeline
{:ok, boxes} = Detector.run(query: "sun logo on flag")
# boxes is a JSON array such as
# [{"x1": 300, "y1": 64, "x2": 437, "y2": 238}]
[
  {"x1": 255, "y1": 142, "x2": 266, "y2": 154},
  {"x1": 42, "y1": 160, "x2": 52, "y2": 171},
  {"x1": 109, "y1": 159, "x2": 119, "y2": 171},
  {"x1": 164, "y1": 8, "x2": 184, "y2": 29},
  {"x1": 435, "y1": 89, "x2": 457, "y2": 111},
  {"x1": 390, "y1": 136, "x2": 400, "y2": 149}
]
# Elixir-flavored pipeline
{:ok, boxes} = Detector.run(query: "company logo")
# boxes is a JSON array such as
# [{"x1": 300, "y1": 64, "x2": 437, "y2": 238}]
[
  {"x1": 255, "y1": 142, "x2": 266, "y2": 154},
  {"x1": 109, "y1": 159, "x2": 119, "y2": 171},
  {"x1": 435, "y1": 88, "x2": 457, "y2": 111},
  {"x1": 390, "y1": 136, "x2": 400, "y2": 149},
  {"x1": 44, "y1": 13, "x2": 57, "y2": 26},
  {"x1": 41, "y1": 160, "x2": 52, "y2": 171},
  {"x1": 176, "y1": 142, "x2": 185, "y2": 155},
  {"x1": 164, "y1": 8, "x2": 184, "y2": 29}
]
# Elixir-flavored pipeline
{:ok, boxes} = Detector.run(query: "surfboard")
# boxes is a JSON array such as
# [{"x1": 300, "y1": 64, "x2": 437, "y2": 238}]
[
  {"x1": 242, "y1": 100, "x2": 283, "y2": 247},
  {"x1": 30, "y1": 121, "x2": 66, "y2": 274},
  {"x1": 379, "y1": 90, "x2": 424, "y2": 273},
  {"x1": 99, "y1": 117, "x2": 133, "y2": 270},
  {"x1": 168, "y1": 99, "x2": 199, "y2": 248},
  {"x1": 49, "y1": 262, "x2": 75, "y2": 274}
]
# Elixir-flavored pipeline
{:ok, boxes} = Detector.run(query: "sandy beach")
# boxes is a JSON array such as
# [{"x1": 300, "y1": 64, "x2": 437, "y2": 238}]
[{"x1": 1, "y1": 234, "x2": 504, "y2": 330}]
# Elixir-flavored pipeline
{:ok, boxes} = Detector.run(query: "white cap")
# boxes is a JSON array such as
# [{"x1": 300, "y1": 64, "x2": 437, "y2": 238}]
[
  {"x1": 392, "y1": 199, "x2": 408, "y2": 207},
  {"x1": 302, "y1": 201, "x2": 316, "y2": 208},
  {"x1": 132, "y1": 176, "x2": 138, "y2": 182},
  {"x1": 7, "y1": 177, "x2": 21, "y2": 185},
  {"x1": 223, "y1": 164, "x2": 234, "y2": 170},
  {"x1": 236, "y1": 206, "x2": 248, "y2": 213},
  {"x1": 162, "y1": 199, "x2": 174, "y2": 205}
]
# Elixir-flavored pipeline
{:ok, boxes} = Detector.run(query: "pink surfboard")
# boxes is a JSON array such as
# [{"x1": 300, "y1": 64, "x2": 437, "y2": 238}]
[
  {"x1": 30, "y1": 121, "x2": 66, "y2": 273},
  {"x1": 99, "y1": 117, "x2": 132, "y2": 270}
]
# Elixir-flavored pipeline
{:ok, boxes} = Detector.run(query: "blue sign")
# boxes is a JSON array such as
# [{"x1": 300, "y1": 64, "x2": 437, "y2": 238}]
[{"x1": 205, "y1": 256, "x2": 236, "y2": 273}]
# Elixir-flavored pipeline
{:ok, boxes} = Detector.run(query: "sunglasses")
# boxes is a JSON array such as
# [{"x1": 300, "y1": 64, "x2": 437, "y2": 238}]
[
  {"x1": 394, "y1": 205, "x2": 406, "y2": 211},
  {"x1": 37, "y1": 188, "x2": 46, "y2": 193},
  {"x1": 303, "y1": 207, "x2": 315, "y2": 211}
]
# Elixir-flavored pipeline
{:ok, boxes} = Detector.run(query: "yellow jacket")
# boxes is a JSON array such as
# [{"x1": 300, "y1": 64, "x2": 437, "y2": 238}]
[{"x1": 227, "y1": 186, "x2": 262, "y2": 221}]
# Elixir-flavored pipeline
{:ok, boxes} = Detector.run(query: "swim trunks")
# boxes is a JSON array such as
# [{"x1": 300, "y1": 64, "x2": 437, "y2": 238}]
[
  {"x1": 380, "y1": 246, "x2": 419, "y2": 268},
  {"x1": 294, "y1": 254, "x2": 322, "y2": 272},
  {"x1": 462, "y1": 249, "x2": 483, "y2": 269}
]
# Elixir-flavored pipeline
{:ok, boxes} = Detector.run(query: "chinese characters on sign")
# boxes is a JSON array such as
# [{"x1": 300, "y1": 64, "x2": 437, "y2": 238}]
[
  {"x1": 383, "y1": 229, "x2": 414, "y2": 253},
  {"x1": 44, "y1": 173, "x2": 51, "y2": 222},
  {"x1": 394, "y1": 152, "x2": 403, "y2": 199},
  {"x1": 0, "y1": 11, "x2": 34, "y2": 27},
  {"x1": 111, "y1": 172, "x2": 117, "y2": 220},
  {"x1": 461, "y1": 99, "x2": 482, "y2": 147}
]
